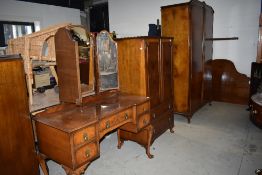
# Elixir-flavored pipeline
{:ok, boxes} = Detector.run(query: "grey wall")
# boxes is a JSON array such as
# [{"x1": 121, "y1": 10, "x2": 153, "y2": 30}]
[
  {"x1": 108, "y1": 0, "x2": 261, "y2": 76},
  {"x1": 0, "y1": 0, "x2": 81, "y2": 31}
]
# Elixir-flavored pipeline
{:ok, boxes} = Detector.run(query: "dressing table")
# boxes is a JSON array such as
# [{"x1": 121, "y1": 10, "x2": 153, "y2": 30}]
[
  {"x1": 28, "y1": 28, "x2": 152, "y2": 174},
  {"x1": 7, "y1": 24, "x2": 174, "y2": 175}
]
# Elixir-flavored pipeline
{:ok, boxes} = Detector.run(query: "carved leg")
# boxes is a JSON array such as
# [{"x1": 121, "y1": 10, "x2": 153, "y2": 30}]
[
  {"x1": 38, "y1": 154, "x2": 48, "y2": 175},
  {"x1": 117, "y1": 129, "x2": 124, "y2": 149},
  {"x1": 146, "y1": 126, "x2": 154, "y2": 159},
  {"x1": 169, "y1": 116, "x2": 175, "y2": 133},
  {"x1": 62, "y1": 164, "x2": 89, "y2": 175}
]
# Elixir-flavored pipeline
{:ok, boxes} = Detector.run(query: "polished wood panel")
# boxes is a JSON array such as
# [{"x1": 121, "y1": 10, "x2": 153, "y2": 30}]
[
  {"x1": 190, "y1": 1, "x2": 204, "y2": 114},
  {"x1": 161, "y1": 5, "x2": 190, "y2": 113},
  {"x1": 0, "y1": 56, "x2": 38, "y2": 175},
  {"x1": 146, "y1": 39, "x2": 161, "y2": 108},
  {"x1": 117, "y1": 39, "x2": 147, "y2": 96},
  {"x1": 161, "y1": 39, "x2": 173, "y2": 102},
  {"x1": 212, "y1": 59, "x2": 250, "y2": 105},
  {"x1": 161, "y1": 0, "x2": 214, "y2": 122},
  {"x1": 203, "y1": 4, "x2": 214, "y2": 104},
  {"x1": 55, "y1": 28, "x2": 81, "y2": 104}
]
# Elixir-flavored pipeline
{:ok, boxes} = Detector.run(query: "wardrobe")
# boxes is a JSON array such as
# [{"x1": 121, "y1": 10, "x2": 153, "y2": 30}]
[
  {"x1": 116, "y1": 37, "x2": 174, "y2": 151},
  {"x1": 0, "y1": 55, "x2": 38, "y2": 175},
  {"x1": 161, "y1": 0, "x2": 214, "y2": 123}
]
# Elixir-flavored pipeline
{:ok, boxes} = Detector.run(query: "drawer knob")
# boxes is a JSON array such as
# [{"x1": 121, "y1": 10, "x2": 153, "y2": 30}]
[
  {"x1": 85, "y1": 149, "x2": 90, "y2": 158},
  {"x1": 252, "y1": 110, "x2": 258, "y2": 115},
  {"x1": 152, "y1": 113, "x2": 156, "y2": 119},
  {"x1": 124, "y1": 113, "x2": 128, "y2": 120},
  {"x1": 143, "y1": 119, "x2": 147, "y2": 125},
  {"x1": 168, "y1": 104, "x2": 171, "y2": 109},
  {"x1": 83, "y1": 133, "x2": 89, "y2": 141},
  {"x1": 106, "y1": 121, "x2": 110, "y2": 129}
]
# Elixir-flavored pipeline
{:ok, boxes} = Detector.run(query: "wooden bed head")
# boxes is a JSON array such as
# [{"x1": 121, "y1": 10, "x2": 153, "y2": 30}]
[{"x1": 211, "y1": 59, "x2": 250, "y2": 105}]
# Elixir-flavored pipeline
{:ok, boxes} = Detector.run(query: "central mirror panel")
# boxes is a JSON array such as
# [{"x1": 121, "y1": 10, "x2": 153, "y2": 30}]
[{"x1": 96, "y1": 31, "x2": 119, "y2": 92}]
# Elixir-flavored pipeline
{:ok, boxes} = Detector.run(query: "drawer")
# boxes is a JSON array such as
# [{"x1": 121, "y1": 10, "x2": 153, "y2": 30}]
[
  {"x1": 152, "y1": 110, "x2": 174, "y2": 141},
  {"x1": 137, "y1": 102, "x2": 150, "y2": 116},
  {"x1": 151, "y1": 102, "x2": 172, "y2": 121},
  {"x1": 99, "y1": 109, "x2": 132, "y2": 132},
  {"x1": 250, "y1": 101, "x2": 262, "y2": 128},
  {"x1": 75, "y1": 142, "x2": 98, "y2": 166},
  {"x1": 73, "y1": 125, "x2": 96, "y2": 146},
  {"x1": 138, "y1": 113, "x2": 150, "y2": 129}
]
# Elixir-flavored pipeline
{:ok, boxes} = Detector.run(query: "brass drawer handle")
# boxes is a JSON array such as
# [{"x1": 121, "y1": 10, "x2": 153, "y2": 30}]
[
  {"x1": 83, "y1": 133, "x2": 89, "y2": 141},
  {"x1": 124, "y1": 113, "x2": 128, "y2": 120},
  {"x1": 85, "y1": 149, "x2": 90, "y2": 158},
  {"x1": 106, "y1": 121, "x2": 110, "y2": 129}
]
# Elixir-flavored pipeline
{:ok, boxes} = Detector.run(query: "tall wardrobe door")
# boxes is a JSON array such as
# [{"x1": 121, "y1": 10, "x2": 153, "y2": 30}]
[
  {"x1": 161, "y1": 5, "x2": 190, "y2": 113},
  {"x1": 161, "y1": 39, "x2": 173, "y2": 102},
  {"x1": 0, "y1": 58, "x2": 38, "y2": 175},
  {"x1": 203, "y1": 5, "x2": 214, "y2": 103},
  {"x1": 190, "y1": 2, "x2": 204, "y2": 113},
  {"x1": 146, "y1": 40, "x2": 161, "y2": 108}
]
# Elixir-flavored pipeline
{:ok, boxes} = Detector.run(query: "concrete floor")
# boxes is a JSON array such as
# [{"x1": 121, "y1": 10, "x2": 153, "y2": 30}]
[{"x1": 41, "y1": 102, "x2": 262, "y2": 175}]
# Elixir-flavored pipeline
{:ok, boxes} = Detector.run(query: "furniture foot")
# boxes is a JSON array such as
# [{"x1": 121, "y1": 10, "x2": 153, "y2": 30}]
[
  {"x1": 62, "y1": 164, "x2": 89, "y2": 175},
  {"x1": 169, "y1": 127, "x2": 175, "y2": 133},
  {"x1": 146, "y1": 149, "x2": 154, "y2": 159},
  {"x1": 38, "y1": 154, "x2": 48, "y2": 175},
  {"x1": 187, "y1": 117, "x2": 191, "y2": 124},
  {"x1": 146, "y1": 125, "x2": 154, "y2": 159},
  {"x1": 117, "y1": 129, "x2": 124, "y2": 149}
]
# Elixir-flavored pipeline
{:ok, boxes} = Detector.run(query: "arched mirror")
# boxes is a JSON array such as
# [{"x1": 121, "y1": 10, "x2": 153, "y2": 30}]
[{"x1": 96, "y1": 30, "x2": 118, "y2": 92}]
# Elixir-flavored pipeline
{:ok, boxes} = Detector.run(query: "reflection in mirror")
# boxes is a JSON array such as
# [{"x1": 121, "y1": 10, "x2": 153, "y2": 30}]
[
  {"x1": 41, "y1": 41, "x2": 49, "y2": 57},
  {"x1": 96, "y1": 30, "x2": 118, "y2": 91},
  {"x1": 70, "y1": 26, "x2": 95, "y2": 96}
]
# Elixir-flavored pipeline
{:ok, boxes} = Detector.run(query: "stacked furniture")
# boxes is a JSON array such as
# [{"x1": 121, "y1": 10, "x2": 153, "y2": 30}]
[
  {"x1": 0, "y1": 55, "x2": 38, "y2": 175},
  {"x1": 116, "y1": 37, "x2": 174, "y2": 157},
  {"x1": 161, "y1": 0, "x2": 214, "y2": 123}
]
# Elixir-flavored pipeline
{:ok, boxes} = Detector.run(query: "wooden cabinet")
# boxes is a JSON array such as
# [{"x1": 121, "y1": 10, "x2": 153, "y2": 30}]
[
  {"x1": 161, "y1": 0, "x2": 214, "y2": 123},
  {"x1": 116, "y1": 37, "x2": 174, "y2": 155},
  {"x1": 0, "y1": 55, "x2": 38, "y2": 175}
]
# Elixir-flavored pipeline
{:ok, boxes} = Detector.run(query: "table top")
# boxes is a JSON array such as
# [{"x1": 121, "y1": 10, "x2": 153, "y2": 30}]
[{"x1": 33, "y1": 94, "x2": 149, "y2": 133}]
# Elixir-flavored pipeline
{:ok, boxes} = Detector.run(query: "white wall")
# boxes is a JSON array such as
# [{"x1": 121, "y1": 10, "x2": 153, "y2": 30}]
[
  {"x1": 108, "y1": 0, "x2": 261, "y2": 76},
  {"x1": 0, "y1": 0, "x2": 81, "y2": 30}
]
